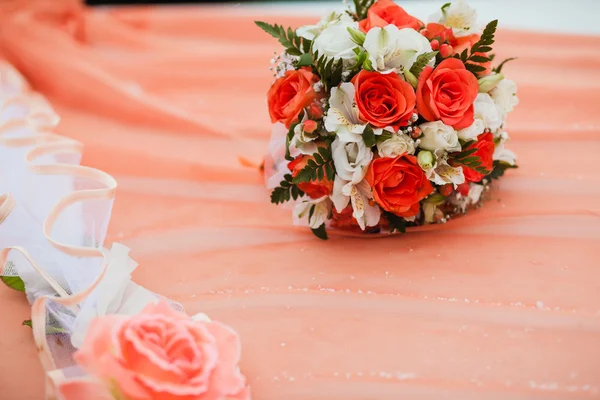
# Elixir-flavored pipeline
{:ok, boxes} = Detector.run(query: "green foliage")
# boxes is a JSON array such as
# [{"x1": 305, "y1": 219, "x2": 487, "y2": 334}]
[
  {"x1": 362, "y1": 125, "x2": 377, "y2": 148},
  {"x1": 409, "y1": 51, "x2": 438, "y2": 78},
  {"x1": 493, "y1": 57, "x2": 518, "y2": 73},
  {"x1": 309, "y1": 206, "x2": 328, "y2": 240},
  {"x1": 285, "y1": 123, "x2": 298, "y2": 162},
  {"x1": 455, "y1": 20, "x2": 498, "y2": 76},
  {"x1": 1, "y1": 276, "x2": 25, "y2": 292},
  {"x1": 450, "y1": 142, "x2": 491, "y2": 175},
  {"x1": 271, "y1": 174, "x2": 305, "y2": 205},
  {"x1": 255, "y1": 21, "x2": 311, "y2": 56},
  {"x1": 353, "y1": 0, "x2": 377, "y2": 20},
  {"x1": 488, "y1": 161, "x2": 518, "y2": 180},
  {"x1": 441, "y1": 2, "x2": 452, "y2": 13},
  {"x1": 313, "y1": 52, "x2": 344, "y2": 90},
  {"x1": 384, "y1": 212, "x2": 407, "y2": 234},
  {"x1": 292, "y1": 146, "x2": 335, "y2": 184},
  {"x1": 296, "y1": 53, "x2": 313, "y2": 67}
]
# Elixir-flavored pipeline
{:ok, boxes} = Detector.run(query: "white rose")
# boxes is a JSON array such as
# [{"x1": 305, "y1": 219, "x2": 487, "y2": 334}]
[
  {"x1": 363, "y1": 25, "x2": 434, "y2": 73},
  {"x1": 376, "y1": 133, "x2": 415, "y2": 157},
  {"x1": 429, "y1": 0, "x2": 479, "y2": 38},
  {"x1": 458, "y1": 93, "x2": 502, "y2": 139},
  {"x1": 312, "y1": 21, "x2": 359, "y2": 61},
  {"x1": 332, "y1": 137, "x2": 373, "y2": 184},
  {"x1": 418, "y1": 121, "x2": 461, "y2": 153},
  {"x1": 290, "y1": 112, "x2": 318, "y2": 156},
  {"x1": 491, "y1": 79, "x2": 519, "y2": 118},
  {"x1": 297, "y1": 11, "x2": 354, "y2": 40}
]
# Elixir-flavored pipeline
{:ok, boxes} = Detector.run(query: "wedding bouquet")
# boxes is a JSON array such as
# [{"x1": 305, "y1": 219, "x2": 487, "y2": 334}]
[{"x1": 258, "y1": 0, "x2": 518, "y2": 239}]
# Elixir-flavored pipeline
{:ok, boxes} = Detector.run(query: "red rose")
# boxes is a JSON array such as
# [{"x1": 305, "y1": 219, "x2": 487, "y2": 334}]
[
  {"x1": 288, "y1": 154, "x2": 333, "y2": 199},
  {"x1": 416, "y1": 58, "x2": 479, "y2": 130},
  {"x1": 359, "y1": 0, "x2": 423, "y2": 32},
  {"x1": 268, "y1": 68, "x2": 318, "y2": 128},
  {"x1": 366, "y1": 155, "x2": 433, "y2": 217},
  {"x1": 460, "y1": 133, "x2": 495, "y2": 182},
  {"x1": 352, "y1": 70, "x2": 416, "y2": 130}
]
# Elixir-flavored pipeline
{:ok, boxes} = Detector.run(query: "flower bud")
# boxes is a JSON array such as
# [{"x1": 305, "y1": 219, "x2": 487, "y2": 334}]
[
  {"x1": 430, "y1": 39, "x2": 440, "y2": 51},
  {"x1": 439, "y1": 184, "x2": 453, "y2": 197},
  {"x1": 478, "y1": 73, "x2": 504, "y2": 93},
  {"x1": 440, "y1": 44, "x2": 453, "y2": 58},
  {"x1": 403, "y1": 68, "x2": 418, "y2": 89},
  {"x1": 347, "y1": 27, "x2": 366, "y2": 46},
  {"x1": 417, "y1": 150, "x2": 435, "y2": 171},
  {"x1": 303, "y1": 120, "x2": 318, "y2": 134}
]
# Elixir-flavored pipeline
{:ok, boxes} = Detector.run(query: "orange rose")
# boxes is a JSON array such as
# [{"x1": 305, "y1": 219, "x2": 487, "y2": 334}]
[
  {"x1": 352, "y1": 70, "x2": 416, "y2": 130},
  {"x1": 288, "y1": 153, "x2": 333, "y2": 199},
  {"x1": 359, "y1": 0, "x2": 423, "y2": 32},
  {"x1": 416, "y1": 58, "x2": 478, "y2": 130},
  {"x1": 366, "y1": 155, "x2": 433, "y2": 217},
  {"x1": 459, "y1": 133, "x2": 494, "y2": 182},
  {"x1": 268, "y1": 68, "x2": 318, "y2": 128}
]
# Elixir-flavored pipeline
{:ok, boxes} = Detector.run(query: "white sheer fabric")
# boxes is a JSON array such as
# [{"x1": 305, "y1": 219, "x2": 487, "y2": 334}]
[{"x1": 0, "y1": 61, "x2": 182, "y2": 398}]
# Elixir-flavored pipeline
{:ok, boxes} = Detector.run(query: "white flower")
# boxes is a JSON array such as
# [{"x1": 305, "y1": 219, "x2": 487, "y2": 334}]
[
  {"x1": 376, "y1": 133, "x2": 415, "y2": 157},
  {"x1": 425, "y1": 158, "x2": 466, "y2": 187},
  {"x1": 493, "y1": 131, "x2": 517, "y2": 166},
  {"x1": 331, "y1": 176, "x2": 381, "y2": 230},
  {"x1": 430, "y1": 0, "x2": 479, "y2": 38},
  {"x1": 324, "y1": 83, "x2": 366, "y2": 142},
  {"x1": 363, "y1": 26, "x2": 434, "y2": 74},
  {"x1": 265, "y1": 123, "x2": 291, "y2": 189},
  {"x1": 294, "y1": 197, "x2": 332, "y2": 229},
  {"x1": 467, "y1": 183, "x2": 484, "y2": 204},
  {"x1": 332, "y1": 137, "x2": 373, "y2": 184},
  {"x1": 297, "y1": 11, "x2": 354, "y2": 40},
  {"x1": 418, "y1": 121, "x2": 461, "y2": 153},
  {"x1": 312, "y1": 20, "x2": 359, "y2": 61},
  {"x1": 458, "y1": 93, "x2": 502, "y2": 139},
  {"x1": 290, "y1": 112, "x2": 319, "y2": 156},
  {"x1": 491, "y1": 79, "x2": 519, "y2": 119}
]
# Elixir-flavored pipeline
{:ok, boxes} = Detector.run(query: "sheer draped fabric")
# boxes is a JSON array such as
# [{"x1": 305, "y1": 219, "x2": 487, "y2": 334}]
[{"x1": 0, "y1": 1, "x2": 599, "y2": 399}]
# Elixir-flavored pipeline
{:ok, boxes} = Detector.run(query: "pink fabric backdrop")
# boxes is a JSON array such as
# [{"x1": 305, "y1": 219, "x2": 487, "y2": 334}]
[{"x1": 0, "y1": 2, "x2": 599, "y2": 399}]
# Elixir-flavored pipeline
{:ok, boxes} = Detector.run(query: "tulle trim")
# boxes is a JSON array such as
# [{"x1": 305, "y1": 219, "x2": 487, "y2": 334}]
[{"x1": 0, "y1": 60, "x2": 178, "y2": 399}]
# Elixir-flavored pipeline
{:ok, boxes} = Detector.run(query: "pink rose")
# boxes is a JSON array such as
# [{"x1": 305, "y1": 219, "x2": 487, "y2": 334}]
[{"x1": 72, "y1": 301, "x2": 250, "y2": 400}]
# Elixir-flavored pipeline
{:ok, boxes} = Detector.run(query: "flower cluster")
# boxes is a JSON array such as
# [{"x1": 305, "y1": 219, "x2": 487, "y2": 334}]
[{"x1": 258, "y1": 0, "x2": 518, "y2": 239}]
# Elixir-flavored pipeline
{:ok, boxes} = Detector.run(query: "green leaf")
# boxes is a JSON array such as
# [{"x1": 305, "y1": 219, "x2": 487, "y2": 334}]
[
  {"x1": 285, "y1": 123, "x2": 298, "y2": 161},
  {"x1": 254, "y1": 21, "x2": 310, "y2": 56},
  {"x1": 465, "y1": 63, "x2": 487, "y2": 74},
  {"x1": 311, "y1": 223, "x2": 329, "y2": 240},
  {"x1": 488, "y1": 161, "x2": 518, "y2": 180},
  {"x1": 441, "y1": 2, "x2": 451, "y2": 13},
  {"x1": 22, "y1": 319, "x2": 32, "y2": 328},
  {"x1": 292, "y1": 146, "x2": 334, "y2": 185},
  {"x1": 271, "y1": 174, "x2": 305, "y2": 205},
  {"x1": 313, "y1": 52, "x2": 345, "y2": 90},
  {"x1": 384, "y1": 212, "x2": 407, "y2": 234},
  {"x1": 469, "y1": 55, "x2": 491, "y2": 63},
  {"x1": 353, "y1": 0, "x2": 377, "y2": 20},
  {"x1": 296, "y1": 53, "x2": 313, "y2": 67},
  {"x1": 470, "y1": 20, "x2": 498, "y2": 55},
  {"x1": 362, "y1": 125, "x2": 377, "y2": 147},
  {"x1": 493, "y1": 57, "x2": 518, "y2": 73},
  {"x1": 409, "y1": 51, "x2": 438, "y2": 78},
  {"x1": 1, "y1": 276, "x2": 25, "y2": 292},
  {"x1": 347, "y1": 27, "x2": 366, "y2": 46}
]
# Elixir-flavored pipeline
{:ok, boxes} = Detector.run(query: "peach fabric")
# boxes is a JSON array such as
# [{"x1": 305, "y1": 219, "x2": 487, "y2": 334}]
[{"x1": 1, "y1": 2, "x2": 600, "y2": 400}]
